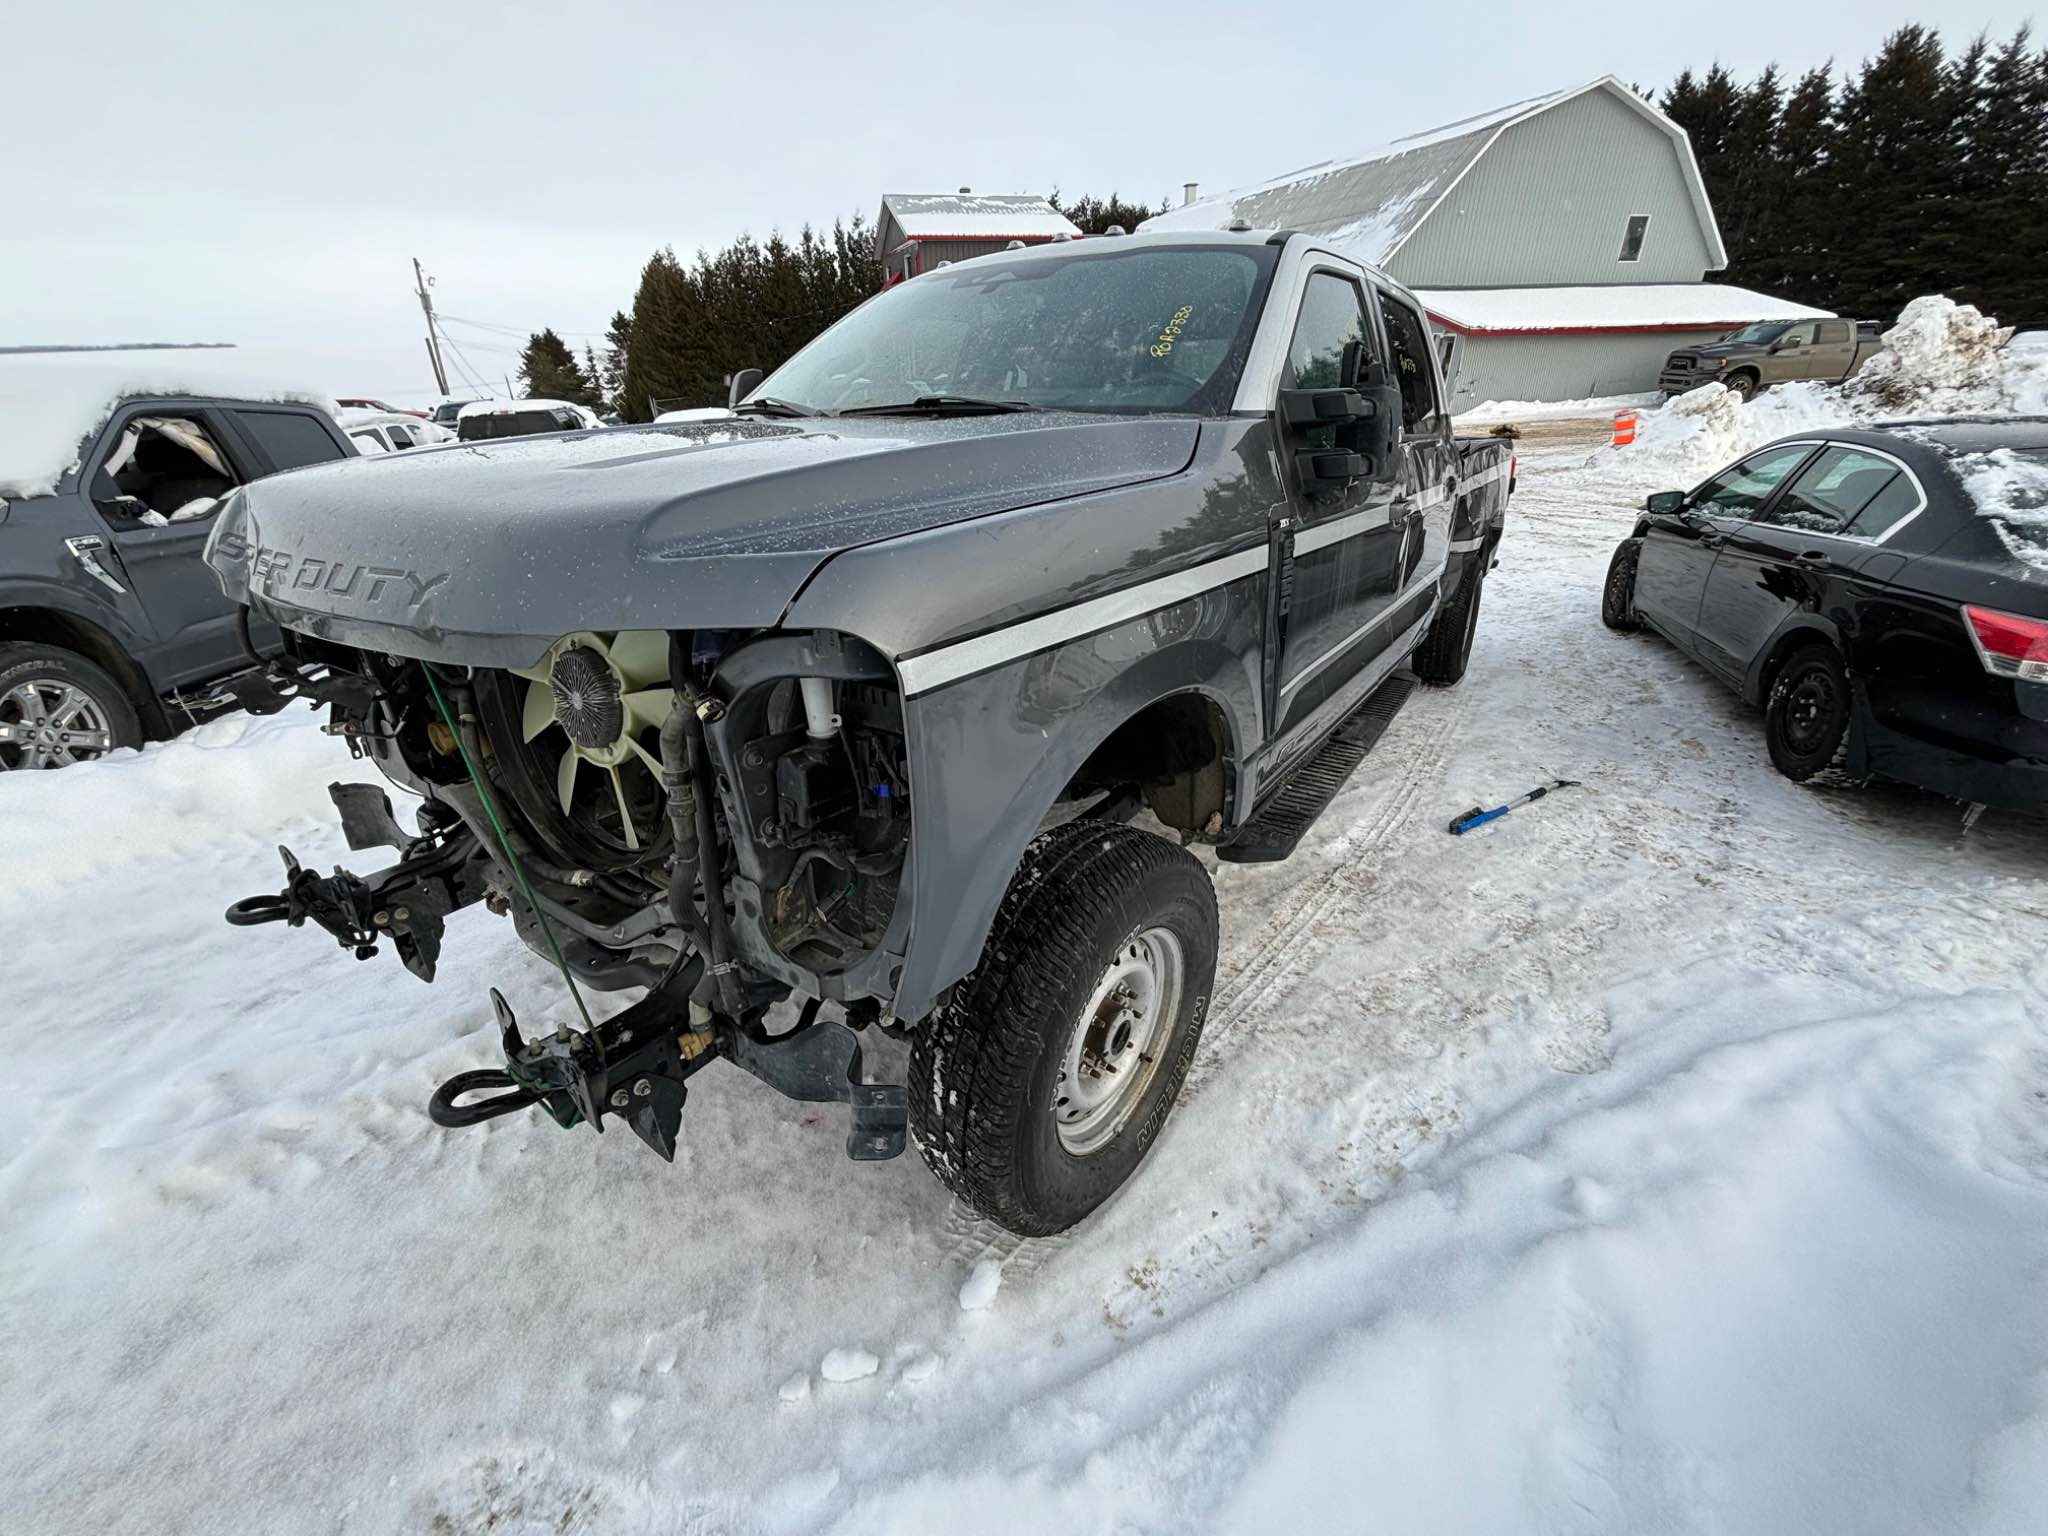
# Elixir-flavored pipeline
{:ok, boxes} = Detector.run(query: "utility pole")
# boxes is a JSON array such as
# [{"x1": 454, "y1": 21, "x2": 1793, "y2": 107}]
[{"x1": 413, "y1": 257, "x2": 450, "y2": 397}]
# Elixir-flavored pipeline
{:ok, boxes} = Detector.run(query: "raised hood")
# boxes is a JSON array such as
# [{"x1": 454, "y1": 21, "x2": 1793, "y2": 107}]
[{"x1": 207, "y1": 412, "x2": 1197, "y2": 668}]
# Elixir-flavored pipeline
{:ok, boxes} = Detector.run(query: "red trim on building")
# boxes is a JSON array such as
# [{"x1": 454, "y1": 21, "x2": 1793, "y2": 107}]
[{"x1": 1425, "y1": 315, "x2": 1786, "y2": 338}]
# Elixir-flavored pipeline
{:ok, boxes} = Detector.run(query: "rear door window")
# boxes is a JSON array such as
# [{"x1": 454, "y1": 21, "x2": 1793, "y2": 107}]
[
  {"x1": 1376, "y1": 290, "x2": 1443, "y2": 435},
  {"x1": 233, "y1": 409, "x2": 348, "y2": 473},
  {"x1": 1694, "y1": 445, "x2": 1816, "y2": 518},
  {"x1": 1842, "y1": 471, "x2": 1925, "y2": 540},
  {"x1": 1764, "y1": 446, "x2": 1902, "y2": 533}
]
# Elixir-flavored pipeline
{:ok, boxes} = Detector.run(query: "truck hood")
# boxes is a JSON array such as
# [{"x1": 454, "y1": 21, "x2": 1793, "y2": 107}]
[
  {"x1": 206, "y1": 412, "x2": 1198, "y2": 668},
  {"x1": 1675, "y1": 342, "x2": 1747, "y2": 360}
]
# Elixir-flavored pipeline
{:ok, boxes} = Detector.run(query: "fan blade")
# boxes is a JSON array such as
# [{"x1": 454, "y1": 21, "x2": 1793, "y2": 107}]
[
  {"x1": 607, "y1": 630, "x2": 671, "y2": 689},
  {"x1": 622, "y1": 687, "x2": 675, "y2": 731},
  {"x1": 608, "y1": 766, "x2": 641, "y2": 850},
  {"x1": 556, "y1": 750, "x2": 580, "y2": 816},
  {"x1": 624, "y1": 734, "x2": 664, "y2": 775},
  {"x1": 522, "y1": 678, "x2": 558, "y2": 742}
]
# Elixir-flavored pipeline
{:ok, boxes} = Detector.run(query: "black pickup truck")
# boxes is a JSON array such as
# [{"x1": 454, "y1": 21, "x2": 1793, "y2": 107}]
[
  {"x1": 209, "y1": 230, "x2": 1513, "y2": 1234},
  {"x1": 0, "y1": 389, "x2": 354, "y2": 768}
]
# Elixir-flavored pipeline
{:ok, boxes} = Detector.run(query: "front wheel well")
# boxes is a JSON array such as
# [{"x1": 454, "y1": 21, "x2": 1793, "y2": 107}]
[
  {"x1": 1064, "y1": 691, "x2": 1234, "y2": 835},
  {"x1": 0, "y1": 607, "x2": 162, "y2": 733}
]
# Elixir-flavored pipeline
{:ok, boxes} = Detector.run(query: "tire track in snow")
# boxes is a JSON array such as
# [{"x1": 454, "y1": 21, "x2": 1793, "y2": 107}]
[{"x1": 1196, "y1": 682, "x2": 1464, "y2": 1072}]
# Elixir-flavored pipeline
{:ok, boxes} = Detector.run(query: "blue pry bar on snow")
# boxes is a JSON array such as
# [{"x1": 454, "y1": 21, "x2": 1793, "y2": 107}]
[{"x1": 1447, "y1": 779, "x2": 1581, "y2": 836}]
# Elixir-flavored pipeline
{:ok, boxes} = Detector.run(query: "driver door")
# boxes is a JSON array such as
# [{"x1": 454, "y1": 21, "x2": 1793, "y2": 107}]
[
  {"x1": 1633, "y1": 443, "x2": 1818, "y2": 652},
  {"x1": 88, "y1": 405, "x2": 256, "y2": 688},
  {"x1": 1764, "y1": 321, "x2": 1819, "y2": 384},
  {"x1": 1268, "y1": 269, "x2": 1402, "y2": 738}
]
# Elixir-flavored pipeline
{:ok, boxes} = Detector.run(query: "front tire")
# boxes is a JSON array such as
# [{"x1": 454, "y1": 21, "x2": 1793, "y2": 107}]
[
  {"x1": 1725, "y1": 371, "x2": 1758, "y2": 403},
  {"x1": 909, "y1": 821, "x2": 1218, "y2": 1237},
  {"x1": 1414, "y1": 557, "x2": 1486, "y2": 687},
  {"x1": 1764, "y1": 645, "x2": 1850, "y2": 781},
  {"x1": 1601, "y1": 538, "x2": 1643, "y2": 632},
  {"x1": 0, "y1": 643, "x2": 142, "y2": 771}
]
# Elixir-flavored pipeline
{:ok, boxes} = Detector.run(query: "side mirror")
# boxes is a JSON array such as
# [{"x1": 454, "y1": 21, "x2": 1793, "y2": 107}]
[
  {"x1": 1645, "y1": 490, "x2": 1687, "y2": 515},
  {"x1": 728, "y1": 368, "x2": 764, "y2": 410},
  {"x1": 1278, "y1": 388, "x2": 1368, "y2": 428}
]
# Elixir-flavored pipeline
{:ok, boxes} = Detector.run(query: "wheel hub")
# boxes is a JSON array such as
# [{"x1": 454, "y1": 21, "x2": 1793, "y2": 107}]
[
  {"x1": 0, "y1": 679, "x2": 115, "y2": 770},
  {"x1": 1054, "y1": 927, "x2": 1185, "y2": 1155}
]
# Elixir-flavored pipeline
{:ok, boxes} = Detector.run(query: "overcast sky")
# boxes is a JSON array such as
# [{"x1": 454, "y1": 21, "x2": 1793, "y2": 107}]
[{"x1": 5, "y1": 0, "x2": 2035, "y2": 403}]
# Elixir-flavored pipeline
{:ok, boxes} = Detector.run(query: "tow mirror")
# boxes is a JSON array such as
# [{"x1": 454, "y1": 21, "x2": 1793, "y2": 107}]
[
  {"x1": 1645, "y1": 490, "x2": 1687, "y2": 515},
  {"x1": 727, "y1": 367, "x2": 764, "y2": 410},
  {"x1": 1278, "y1": 388, "x2": 1368, "y2": 428}
]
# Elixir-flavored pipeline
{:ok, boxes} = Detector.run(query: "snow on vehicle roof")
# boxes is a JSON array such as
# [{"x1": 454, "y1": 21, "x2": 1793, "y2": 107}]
[
  {"x1": 0, "y1": 350, "x2": 336, "y2": 500},
  {"x1": 1417, "y1": 284, "x2": 1835, "y2": 335},
  {"x1": 653, "y1": 406, "x2": 737, "y2": 424},
  {"x1": 337, "y1": 407, "x2": 432, "y2": 430},
  {"x1": 880, "y1": 193, "x2": 1080, "y2": 240},
  {"x1": 455, "y1": 398, "x2": 581, "y2": 419},
  {"x1": 1142, "y1": 76, "x2": 1727, "y2": 270},
  {"x1": 1923, "y1": 436, "x2": 2048, "y2": 575}
]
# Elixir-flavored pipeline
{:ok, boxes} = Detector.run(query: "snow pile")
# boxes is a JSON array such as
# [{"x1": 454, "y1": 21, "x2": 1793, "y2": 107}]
[
  {"x1": 1600, "y1": 295, "x2": 2048, "y2": 486},
  {"x1": 1849, "y1": 295, "x2": 2016, "y2": 412},
  {"x1": 1453, "y1": 392, "x2": 1660, "y2": 425},
  {"x1": 0, "y1": 350, "x2": 336, "y2": 499},
  {"x1": 1946, "y1": 446, "x2": 2048, "y2": 572}
]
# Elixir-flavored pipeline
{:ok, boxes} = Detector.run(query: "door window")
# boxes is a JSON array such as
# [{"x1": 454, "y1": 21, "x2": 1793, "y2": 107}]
[
  {"x1": 1765, "y1": 446, "x2": 1902, "y2": 533},
  {"x1": 1841, "y1": 471, "x2": 1925, "y2": 540},
  {"x1": 233, "y1": 408, "x2": 348, "y2": 472},
  {"x1": 1816, "y1": 320, "x2": 1851, "y2": 346},
  {"x1": 1777, "y1": 322, "x2": 1818, "y2": 349},
  {"x1": 1693, "y1": 445, "x2": 1815, "y2": 518},
  {"x1": 1284, "y1": 273, "x2": 1370, "y2": 392},
  {"x1": 91, "y1": 415, "x2": 240, "y2": 527},
  {"x1": 1376, "y1": 291, "x2": 1443, "y2": 435}
]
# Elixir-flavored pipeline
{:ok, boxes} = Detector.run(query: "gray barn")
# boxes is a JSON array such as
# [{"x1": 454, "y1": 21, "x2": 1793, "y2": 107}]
[{"x1": 1142, "y1": 77, "x2": 1831, "y2": 407}]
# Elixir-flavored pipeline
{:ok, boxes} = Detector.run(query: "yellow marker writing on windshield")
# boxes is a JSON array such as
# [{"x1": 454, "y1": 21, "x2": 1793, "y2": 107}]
[{"x1": 1150, "y1": 306, "x2": 1194, "y2": 358}]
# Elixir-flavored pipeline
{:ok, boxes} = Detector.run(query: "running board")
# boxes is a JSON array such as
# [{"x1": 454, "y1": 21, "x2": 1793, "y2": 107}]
[{"x1": 1217, "y1": 674, "x2": 1416, "y2": 864}]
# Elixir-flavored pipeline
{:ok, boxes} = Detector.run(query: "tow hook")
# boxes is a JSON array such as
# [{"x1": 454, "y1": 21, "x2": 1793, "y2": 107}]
[{"x1": 427, "y1": 988, "x2": 909, "y2": 1164}]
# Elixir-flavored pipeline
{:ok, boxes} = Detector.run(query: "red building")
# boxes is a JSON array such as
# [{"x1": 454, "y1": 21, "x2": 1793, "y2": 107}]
[{"x1": 875, "y1": 191, "x2": 1081, "y2": 286}]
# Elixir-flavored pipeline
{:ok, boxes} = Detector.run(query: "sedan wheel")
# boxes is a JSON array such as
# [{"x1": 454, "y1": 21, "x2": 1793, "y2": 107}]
[{"x1": 1765, "y1": 646, "x2": 1851, "y2": 781}]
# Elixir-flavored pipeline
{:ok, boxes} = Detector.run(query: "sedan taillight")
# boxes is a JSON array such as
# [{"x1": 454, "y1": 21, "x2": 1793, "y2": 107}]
[{"x1": 1963, "y1": 604, "x2": 2048, "y2": 683}]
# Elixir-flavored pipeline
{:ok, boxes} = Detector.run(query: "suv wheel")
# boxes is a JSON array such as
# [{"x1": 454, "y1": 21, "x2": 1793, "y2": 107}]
[
  {"x1": 1601, "y1": 538, "x2": 1643, "y2": 632},
  {"x1": 909, "y1": 821, "x2": 1218, "y2": 1236},
  {"x1": 0, "y1": 644, "x2": 141, "y2": 771},
  {"x1": 1413, "y1": 558, "x2": 1486, "y2": 686},
  {"x1": 1764, "y1": 644, "x2": 1851, "y2": 781}
]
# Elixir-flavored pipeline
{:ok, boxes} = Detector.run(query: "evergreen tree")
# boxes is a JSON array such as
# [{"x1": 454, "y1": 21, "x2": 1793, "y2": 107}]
[
  {"x1": 1829, "y1": 25, "x2": 1959, "y2": 318},
  {"x1": 1049, "y1": 191, "x2": 1162, "y2": 234},
  {"x1": 599, "y1": 310, "x2": 633, "y2": 415},
  {"x1": 517, "y1": 327, "x2": 599, "y2": 408}
]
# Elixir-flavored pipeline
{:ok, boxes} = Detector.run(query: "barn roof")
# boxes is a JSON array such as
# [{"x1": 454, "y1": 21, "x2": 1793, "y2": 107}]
[
  {"x1": 1418, "y1": 283, "x2": 1833, "y2": 335},
  {"x1": 878, "y1": 193, "x2": 1080, "y2": 241},
  {"x1": 1141, "y1": 77, "x2": 1729, "y2": 271}
]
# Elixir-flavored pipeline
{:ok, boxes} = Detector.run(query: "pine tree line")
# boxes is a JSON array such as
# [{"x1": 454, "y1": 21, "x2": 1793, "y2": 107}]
[
  {"x1": 1661, "y1": 23, "x2": 2048, "y2": 324},
  {"x1": 524, "y1": 193, "x2": 1160, "y2": 422}
]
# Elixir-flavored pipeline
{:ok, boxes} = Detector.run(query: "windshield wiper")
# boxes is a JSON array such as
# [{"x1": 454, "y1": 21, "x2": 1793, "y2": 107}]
[
  {"x1": 732, "y1": 396, "x2": 823, "y2": 418},
  {"x1": 836, "y1": 395, "x2": 1041, "y2": 417}
]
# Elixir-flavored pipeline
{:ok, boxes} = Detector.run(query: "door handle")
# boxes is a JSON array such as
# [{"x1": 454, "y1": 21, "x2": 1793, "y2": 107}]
[
  {"x1": 1796, "y1": 550, "x2": 1828, "y2": 565},
  {"x1": 65, "y1": 535, "x2": 128, "y2": 595},
  {"x1": 1700, "y1": 534, "x2": 1726, "y2": 551}
]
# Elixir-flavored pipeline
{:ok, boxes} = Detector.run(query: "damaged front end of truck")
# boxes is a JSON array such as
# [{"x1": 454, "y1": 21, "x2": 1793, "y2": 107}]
[{"x1": 204, "y1": 437, "x2": 932, "y2": 1166}]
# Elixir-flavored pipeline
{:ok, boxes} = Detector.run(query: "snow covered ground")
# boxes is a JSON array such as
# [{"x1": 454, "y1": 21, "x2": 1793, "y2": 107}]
[{"x1": 5, "y1": 434, "x2": 2047, "y2": 1535}]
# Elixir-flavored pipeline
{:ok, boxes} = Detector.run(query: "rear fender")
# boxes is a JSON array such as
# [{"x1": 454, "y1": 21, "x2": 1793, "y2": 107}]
[{"x1": 1746, "y1": 612, "x2": 1844, "y2": 708}]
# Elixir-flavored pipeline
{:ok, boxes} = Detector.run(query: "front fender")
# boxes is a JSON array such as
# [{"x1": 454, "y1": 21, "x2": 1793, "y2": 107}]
[{"x1": 891, "y1": 573, "x2": 1264, "y2": 1021}]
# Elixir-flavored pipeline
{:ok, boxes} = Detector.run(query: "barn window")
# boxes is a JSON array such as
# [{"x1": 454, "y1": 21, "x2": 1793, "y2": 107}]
[{"x1": 1618, "y1": 215, "x2": 1650, "y2": 262}]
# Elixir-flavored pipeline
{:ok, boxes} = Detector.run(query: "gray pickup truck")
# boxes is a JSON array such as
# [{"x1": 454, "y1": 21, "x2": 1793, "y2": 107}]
[
  {"x1": 1660, "y1": 317, "x2": 1883, "y2": 400},
  {"x1": 210, "y1": 229, "x2": 1513, "y2": 1235},
  {"x1": 0, "y1": 392, "x2": 355, "y2": 769}
]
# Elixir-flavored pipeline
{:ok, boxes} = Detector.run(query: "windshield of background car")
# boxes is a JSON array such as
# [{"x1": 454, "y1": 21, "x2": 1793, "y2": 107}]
[
  {"x1": 1721, "y1": 321, "x2": 1792, "y2": 345},
  {"x1": 754, "y1": 243, "x2": 1280, "y2": 415}
]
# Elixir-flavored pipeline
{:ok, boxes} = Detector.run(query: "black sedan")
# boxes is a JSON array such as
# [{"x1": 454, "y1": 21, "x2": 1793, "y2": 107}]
[{"x1": 1601, "y1": 418, "x2": 2047, "y2": 811}]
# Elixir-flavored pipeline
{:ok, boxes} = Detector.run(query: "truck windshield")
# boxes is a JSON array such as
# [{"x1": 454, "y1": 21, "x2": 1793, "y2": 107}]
[
  {"x1": 1720, "y1": 321, "x2": 1793, "y2": 345},
  {"x1": 753, "y1": 243, "x2": 1279, "y2": 416}
]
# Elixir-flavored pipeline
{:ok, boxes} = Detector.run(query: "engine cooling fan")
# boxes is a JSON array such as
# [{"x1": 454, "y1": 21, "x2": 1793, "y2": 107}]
[{"x1": 509, "y1": 630, "x2": 674, "y2": 851}]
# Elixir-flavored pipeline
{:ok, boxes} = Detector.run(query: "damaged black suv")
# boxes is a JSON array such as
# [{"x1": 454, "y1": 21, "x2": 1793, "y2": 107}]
[{"x1": 211, "y1": 231, "x2": 1512, "y2": 1234}]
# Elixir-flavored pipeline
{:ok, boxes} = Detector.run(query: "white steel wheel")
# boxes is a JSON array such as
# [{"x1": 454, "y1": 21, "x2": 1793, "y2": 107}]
[{"x1": 1053, "y1": 926, "x2": 1186, "y2": 1155}]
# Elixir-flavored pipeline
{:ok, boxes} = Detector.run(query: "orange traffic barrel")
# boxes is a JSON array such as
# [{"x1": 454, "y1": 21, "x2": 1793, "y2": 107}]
[{"x1": 1612, "y1": 410, "x2": 1638, "y2": 446}]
